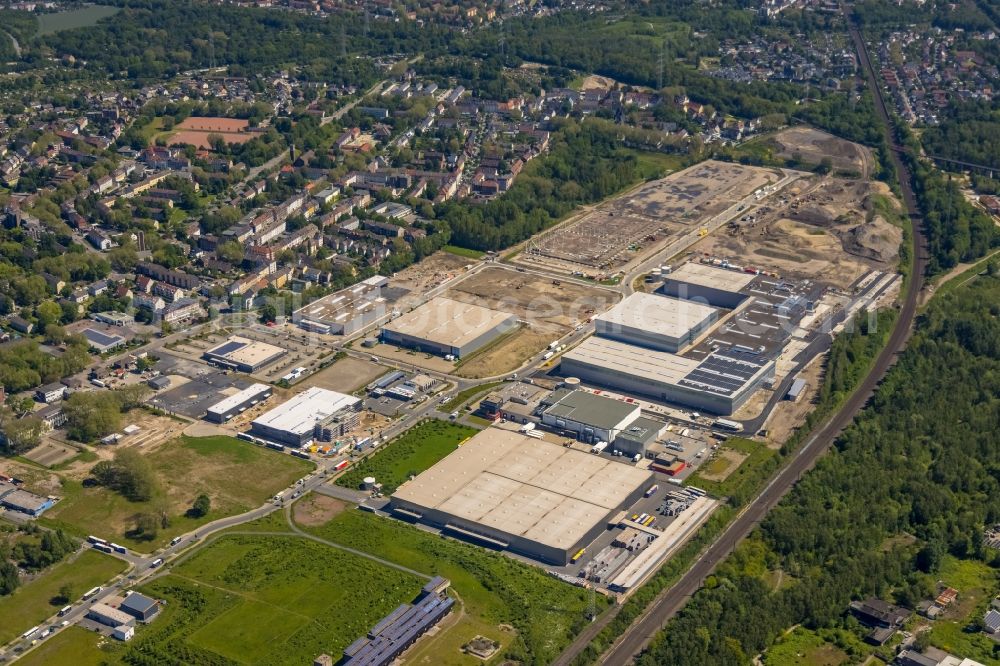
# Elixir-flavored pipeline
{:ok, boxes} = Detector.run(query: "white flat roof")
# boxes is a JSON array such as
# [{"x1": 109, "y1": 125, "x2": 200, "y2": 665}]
[
  {"x1": 251, "y1": 387, "x2": 359, "y2": 437},
  {"x1": 293, "y1": 282, "x2": 385, "y2": 325},
  {"x1": 668, "y1": 262, "x2": 755, "y2": 293},
  {"x1": 393, "y1": 428, "x2": 652, "y2": 551},
  {"x1": 383, "y1": 297, "x2": 516, "y2": 348},
  {"x1": 206, "y1": 383, "x2": 270, "y2": 415},
  {"x1": 596, "y1": 292, "x2": 717, "y2": 341},
  {"x1": 562, "y1": 336, "x2": 700, "y2": 385}
]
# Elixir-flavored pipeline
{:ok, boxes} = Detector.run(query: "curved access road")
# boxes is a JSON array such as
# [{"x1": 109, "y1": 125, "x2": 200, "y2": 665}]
[{"x1": 567, "y1": 15, "x2": 929, "y2": 666}]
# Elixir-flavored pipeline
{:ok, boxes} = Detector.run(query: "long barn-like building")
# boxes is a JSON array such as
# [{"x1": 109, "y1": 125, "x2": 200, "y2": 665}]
[{"x1": 380, "y1": 297, "x2": 517, "y2": 358}]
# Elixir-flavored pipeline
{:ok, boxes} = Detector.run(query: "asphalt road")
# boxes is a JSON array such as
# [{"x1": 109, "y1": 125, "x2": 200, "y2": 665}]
[{"x1": 561, "y1": 16, "x2": 930, "y2": 666}]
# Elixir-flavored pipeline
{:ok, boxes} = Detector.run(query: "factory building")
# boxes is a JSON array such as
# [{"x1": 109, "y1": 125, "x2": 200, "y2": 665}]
[
  {"x1": 539, "y1": 388, "x2": 640, "y2": 444},
  {"x1": 0, "y1": 481, "x2": 55, "y2": 517},
  {"x1": 293, "y1": 276, "x2": 389, "y2": 335},
  {"x1": 82, "y1": 328, "x2": 128, "y2": 353},
  {"x1": 390, "y1": 428, "x2": 653, "y2": 565},
  {"x1": 204, "y1": 383, "x2": 272, "y2": 423},
  {"x1": 595, "y1": 292, "x2": 718, "y2": 353},
  {"x1": 250, "y1": 387, "x2": 361, "y2": 447},
  {"x1": 87, "y1": 603, "x2": 136, "y2": 629},
  {"x1": 660, "y1": 262, "x2": 755, "y2": 309},
  {"x1": 613, "y1": 417, "x2": 667, "y2": 458},
  {"x1": 343, "y1": 577, "x2": 454, "y2": 666},
  {"x1": 381, "y1": 297, "x2": 517, "y2": 358},
  {"x1": 202, "y1": 336, "x2": 287, "y2": 373},
  {"x1": 119, "y1": 592, "x2": 161, "y2": 622},
  {"x1": 560, "y1": 337, "x2": 774, "y2": 415}
]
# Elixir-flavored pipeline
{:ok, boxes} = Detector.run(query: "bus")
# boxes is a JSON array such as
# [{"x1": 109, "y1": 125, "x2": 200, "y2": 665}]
[
  {"x1": 333, "y1": 460, "x2": 350, "y2": 472},
  {"x1": 87, "y1": 535, "x2": 106, "y2": 546},
  {"x1": 571, "y1": 548, "x2": 586, "y2": 563},
  {"x1": 712, "y1": 418, "x2": 743, "y2": 432},
  {"x1": 21, "y1": 627, "x2": 39, "y2": 640},
  {"x1": 58, "y1": 605, "x2": 72, "y2": 617},
  {"x1": 82, "y1": 586, "x2": 102, "y2": 600}
]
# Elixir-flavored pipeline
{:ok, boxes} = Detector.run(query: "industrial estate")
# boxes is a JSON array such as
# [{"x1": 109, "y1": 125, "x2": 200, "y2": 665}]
[{"x1": 3, "y1": 1, "x2": 995, "y2": 665}]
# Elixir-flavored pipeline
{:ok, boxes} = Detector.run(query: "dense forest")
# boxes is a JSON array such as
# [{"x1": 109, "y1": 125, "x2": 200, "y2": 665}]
[
  {"x1": 903, "y1": 145, "x2": 999, "y2": 272},
  {"x1": 636, "y1": 274, "x2": 1000, "y2": 665},
  {"x1": 921, "y1": 100, "x2": 1000, "y2": 170}
]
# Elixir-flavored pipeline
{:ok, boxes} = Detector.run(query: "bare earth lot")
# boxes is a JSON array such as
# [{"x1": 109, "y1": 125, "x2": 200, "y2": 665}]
[
  {"x1": 518, "y1": 160, "x2": 784, "y2": 276},
  {"x1": 692, "y1": 177, "x2": 903, "y2": 291},
  {"x1": 772, "y1": 126, "x2": 872, "y2": 176},
  {"x1": 300, "y1": 356, "x2": 388, "y2": 393}
]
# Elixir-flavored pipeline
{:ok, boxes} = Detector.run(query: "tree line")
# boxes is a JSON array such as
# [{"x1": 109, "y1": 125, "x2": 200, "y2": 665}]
[{"x1": 635, "y1": 275, "x2": 1000, "y2": 665}]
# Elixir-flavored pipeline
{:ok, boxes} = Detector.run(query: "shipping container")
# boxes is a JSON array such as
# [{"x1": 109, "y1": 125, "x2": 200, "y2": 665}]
[
  {"x1": 334, "y1": 460, "x2": 350, "y2": 472},
  {"x1": 571, "y1": 548, "x2": 586, "y2": 563},
  {"x1": 644, "y1": 484, "x2": 659, "y2": 498}
]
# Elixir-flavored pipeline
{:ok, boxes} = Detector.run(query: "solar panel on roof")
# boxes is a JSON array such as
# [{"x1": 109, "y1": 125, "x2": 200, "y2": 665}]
[
  {"x1": 209, "y1": 340, "x2": 248, "y2": 357},
  {"x1": 83, "y1": 329, "x2": 125, "y2": 347}
]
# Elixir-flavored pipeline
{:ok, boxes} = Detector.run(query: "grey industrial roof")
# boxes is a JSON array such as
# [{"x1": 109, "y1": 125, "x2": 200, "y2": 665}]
[
  {"x1": 383, "y1": 297, "x2": 516, "y2": 349},
  {"x1": 121, "y1": 593, "x2": 159, "y2": 614},
  {"x1": 542, "y1": 389, "x2": 639, "y2": 430},
  {"x1": 596, "y1": 292, "x2": 717, "y2": 340},
  {"x1": 392, "y1": 428, "x2": 652, "y2": 551},
  {"x1": 614, "y1": 417, "x2": 665, "y2": 445},
  {"x1": 83, "y1": 328, "x2": 126, "y2": 349}
]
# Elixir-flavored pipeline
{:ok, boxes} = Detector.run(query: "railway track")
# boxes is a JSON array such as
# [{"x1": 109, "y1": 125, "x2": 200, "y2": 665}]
[{"x1": 554, "y1": 11, "x2": 929, "y2": 666}]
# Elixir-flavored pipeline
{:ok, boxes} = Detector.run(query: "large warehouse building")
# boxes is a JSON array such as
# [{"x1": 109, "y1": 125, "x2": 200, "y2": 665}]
[
  {"x1": 560, "y1": 336, "x2": 775, "y2": 415},
  {"x1": 292, "y1": 276, "x2": 389, "y2": 335},
  {"x1": 390, "y1": 428, "x2": 653, "y2": 565},
  {"x1": 660, "y1": 262, "x2": 755, "y2": 309},
  {"x1": 381, "y1": 297, "x2": 517, "y2": 358},
  {"x1": 250, "y1": 387, "x2": 361, "y2": 446},
  {"x1": 204, "y1": 383, "x2": 272, "y2": 423},
  {"x1": 595, "y1": 292, "x2": 718, "y2": 353},
  {"x1": 202, "y1": 336, "x2": 287, "y2": 373},
  {"x1": 539, "y1": 388, "x2": 641, "y2": 443}
]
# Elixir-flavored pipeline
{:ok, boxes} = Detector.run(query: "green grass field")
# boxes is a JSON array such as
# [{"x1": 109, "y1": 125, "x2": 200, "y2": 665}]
[
  {"x1": 763, "y1": 627, "x2": 850, "y2": 666},
  {"x1": 302, "y1": 510, "x2": 599, "y2": 664},
  {"x1": 926, "y1": 556, "x2": 1000, "y2": 663},
  {"x1": 687, "y1": 438, "x2": 779, "y2": 504},
  {"x1": 442, "y1": 245, "x2": 485, "y2": 259},
  {"x1": 127, "y1": 534, "x2": 420, "y2": 665},
  {"x1": 37, "y1": 5, "x2": 119, "y2": 35},
  {"x1": 17, "y1": 626, "x2": 115, "y2": 666},
  {"x1": 336, "y1": 420, "x2": 476, "y2": 493},
  {"x1": 42, "y1": 436, "x2": 313, "y2": 550},
  {"x1": 0, "y1": 550, "x2": 127, "y2": 644}
]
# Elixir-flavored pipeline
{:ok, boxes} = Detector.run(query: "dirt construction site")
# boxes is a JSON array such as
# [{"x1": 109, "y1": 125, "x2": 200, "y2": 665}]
[
  {"x1": 771, "y1": 126, "x2": 873, "y2": 177},
  {"x1": 516, "y1": 161, "x2": 785, "y2": 276},
  {"x1": 691, "y1": 176, "x2": 904, "y2": 291},
  {"x1": 444, "y1": 266, "x2": 619, "y2": 378}
]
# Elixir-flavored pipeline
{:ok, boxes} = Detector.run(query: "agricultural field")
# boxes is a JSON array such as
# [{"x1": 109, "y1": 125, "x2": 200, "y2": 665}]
[
  {"x1": 335, "y1": 420, "x2": 476, "y2": 493},
  {"x1": 0, "y1": 550, "x2": 126, "y2": 645},
  {"x1": 41, "y1": 436, "x2": 312, "y2": 550},
  {"x1": 302, "y1": 510, "x2": 600, "y2": 664},
  {"x1": 36, "y1": 5, "x2": 119, "y2": 35},
  {"x1": 130, "y1": 535, "x2": 421, "y2": 665}
]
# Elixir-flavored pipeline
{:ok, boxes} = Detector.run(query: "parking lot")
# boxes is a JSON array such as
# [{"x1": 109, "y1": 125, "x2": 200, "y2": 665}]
[{"x1": 147, "y1": 371, "x2": 253, "y2": 419}]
